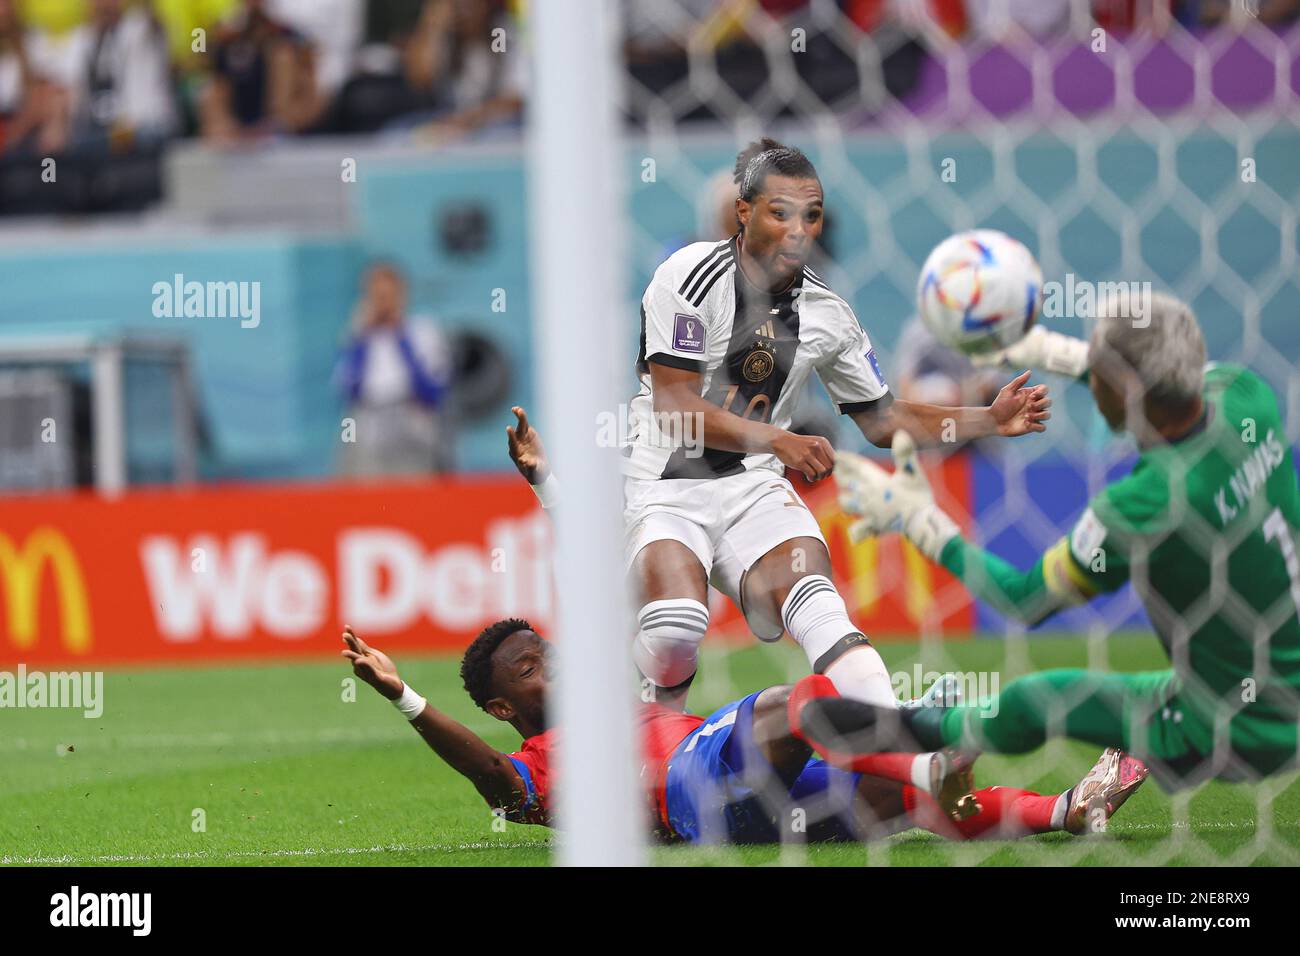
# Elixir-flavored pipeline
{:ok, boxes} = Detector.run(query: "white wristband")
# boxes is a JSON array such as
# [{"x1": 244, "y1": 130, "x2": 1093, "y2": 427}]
[
  {"x1": 392, "y1": 682, "x2": 427, "y2": 720},
  {"x1": 530, "y1": 472, "x2": 561, "y2": 510}
]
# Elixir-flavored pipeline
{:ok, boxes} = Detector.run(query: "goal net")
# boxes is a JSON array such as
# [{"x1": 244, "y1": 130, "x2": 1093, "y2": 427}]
[{"x1": 608, "y1": 0, "x2": 1300, "y2": 865}]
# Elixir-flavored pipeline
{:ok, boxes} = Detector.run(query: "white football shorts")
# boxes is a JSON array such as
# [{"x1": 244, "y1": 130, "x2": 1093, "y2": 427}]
[{"x1": 623, "y1": 467, "x2": 826, "y2": 636}]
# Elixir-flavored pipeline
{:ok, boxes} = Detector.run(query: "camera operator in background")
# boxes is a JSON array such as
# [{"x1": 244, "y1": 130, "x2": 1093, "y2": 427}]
[{"x1": 335, "y1": 261, "x2": 454, "y2": 478}]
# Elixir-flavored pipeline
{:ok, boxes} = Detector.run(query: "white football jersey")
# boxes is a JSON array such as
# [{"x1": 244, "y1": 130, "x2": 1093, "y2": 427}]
[{"x1": 624, "y1": 236, "x2": 892, "y2": 480}]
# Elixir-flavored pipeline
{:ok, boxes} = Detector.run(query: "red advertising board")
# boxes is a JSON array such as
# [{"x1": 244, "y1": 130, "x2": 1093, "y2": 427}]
[{"x1": 0, "y1": 460, "x2": 973, "y2": 667}]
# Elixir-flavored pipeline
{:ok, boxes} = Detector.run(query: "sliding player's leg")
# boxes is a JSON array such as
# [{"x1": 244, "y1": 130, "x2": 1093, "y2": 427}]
[
  {"x1": 783, "y1": 673, "x2": 982, "y2": 819},
  {"x1": 629, "y1": 539, "x2": 710, "y2": 710},
  {"x1": 751, "y1": 686, "x2": 1135, "y2": 840},
  {"x1": 897, "y1": 746, "x2": 1148, "y2": 838},
  {"x1": 751, "y1": 682, "x2": 981, "y2": 823}
]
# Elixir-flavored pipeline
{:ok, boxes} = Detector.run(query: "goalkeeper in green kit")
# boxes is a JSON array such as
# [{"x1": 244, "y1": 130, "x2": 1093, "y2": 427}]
[{"x1": 833, "y1": 292, "x2": 1300, "y2": 790}]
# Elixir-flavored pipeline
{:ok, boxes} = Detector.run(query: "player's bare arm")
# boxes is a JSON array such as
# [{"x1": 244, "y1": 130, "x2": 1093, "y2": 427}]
[
  {"x1": 651, "y1": 361, "x2": 835, "y2": 481},
  {"x1": 849, "y1": 370, "x2": 1051, "y2": 448},
  {"x1": 341, "y1": 626, "x2": 526, "y2": 811}
]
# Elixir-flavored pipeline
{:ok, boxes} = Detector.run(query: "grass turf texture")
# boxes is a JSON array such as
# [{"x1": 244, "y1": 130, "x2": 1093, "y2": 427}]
[{"x1": 3, "y1": 632, "x2": 1299, "y2": 867}]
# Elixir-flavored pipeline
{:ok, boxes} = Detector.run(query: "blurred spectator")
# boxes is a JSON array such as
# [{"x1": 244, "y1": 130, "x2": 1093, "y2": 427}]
[
  {"x1": 316, "y1": 0, "x2": 430, "y2": 133},
  {"x1": 151, "y1": 0, "x2": 240, "y2": 65},
  {"x1": 698, "y1": 167, "x2": 741, "y2": 242},
  {"x1": 624, "y1": 0, "x2": 923, "y2": 123},
  {"x1": 0, "y1": 0, "x2": 63, "y2": 153},
  {"x1": 892, "y1": 315, "x2": 1005, "y2": 432},
  {"x1": 335, "y1": 262, "x2": 454, "y2": 478},
  {"x1": 72, "y1": 0, "x2": 179, "y2": 147},
  {"x1": 266, "y1": 0, "x2": 362, "y2": 97},
  {"x1": 7, "y1": 0, "x2": 177, "y2": 155},
  {"x1": 402, "y1": 0, "x2": 524, "y2": 143},
  {"x1": 1198, "y1": 0, "x2": 1300, "y2": 24},
  {"x1": 963, "y1": 0, "x2": 1073, "y2": 38},
  {"x1": 200, "y1": 0, "x2": 322, "y2": 141}
]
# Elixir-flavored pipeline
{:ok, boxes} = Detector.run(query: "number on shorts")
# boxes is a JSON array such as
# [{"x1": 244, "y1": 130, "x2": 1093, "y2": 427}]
[{"x1": 770, "y1": 482, "x2": 806, "y2": 509}]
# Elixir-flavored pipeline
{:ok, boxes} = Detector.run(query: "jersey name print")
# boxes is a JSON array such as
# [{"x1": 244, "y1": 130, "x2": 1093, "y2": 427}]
[{"x1": 625, "y1": 237, "x2": 892, "y2": 481}]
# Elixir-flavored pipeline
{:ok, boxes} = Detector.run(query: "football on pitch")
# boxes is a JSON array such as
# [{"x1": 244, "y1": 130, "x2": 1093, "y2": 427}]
[{"x1": 916, "y1": 229, "x2": 1043, "y2": 355}]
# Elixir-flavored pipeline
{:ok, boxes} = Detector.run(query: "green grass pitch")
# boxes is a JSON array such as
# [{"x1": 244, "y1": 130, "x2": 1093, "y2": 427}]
[{"x1": 3, "y1": 632, "x2": 1298, "y2": 867}]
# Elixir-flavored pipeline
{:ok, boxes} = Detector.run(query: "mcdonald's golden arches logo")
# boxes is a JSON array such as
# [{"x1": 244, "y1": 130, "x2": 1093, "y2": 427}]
[{"x1": 0, "y1": 529, "x2": 92, "y2": 653}]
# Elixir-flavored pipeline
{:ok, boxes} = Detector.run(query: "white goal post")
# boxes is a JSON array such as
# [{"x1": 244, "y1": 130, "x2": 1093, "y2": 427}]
[{"x1": 528, "y1": 1, "x2": 645, "y2": 865}]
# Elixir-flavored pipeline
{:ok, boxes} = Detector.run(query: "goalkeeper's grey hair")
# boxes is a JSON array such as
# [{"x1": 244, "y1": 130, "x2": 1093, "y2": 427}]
[{"x1": 1090, "y1": 291, "x2": 1205, "y2": 405}]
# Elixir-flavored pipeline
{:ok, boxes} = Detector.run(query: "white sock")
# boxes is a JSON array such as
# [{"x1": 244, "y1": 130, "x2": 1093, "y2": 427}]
[
  {"x1": 1050, "y1": 791, "x2": 1070, "y2": 831},
  {"x1": 781, "y1": 575, "x2": 896, "y2": 708},
  {"x1": 823, "y1": 648, "x2": 898, "y2": 709},
  {"x1": 910, "y1": 753, "x2": 935, "y2": 794}
]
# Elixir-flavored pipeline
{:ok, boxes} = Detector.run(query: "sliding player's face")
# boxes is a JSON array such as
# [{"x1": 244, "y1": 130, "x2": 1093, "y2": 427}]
[
  {"x1": 738, "y1": 174, "x2": 823, "y2": 289},
  {"x1": 486, "y1": 629, "x2": 552, "y2": 731}
]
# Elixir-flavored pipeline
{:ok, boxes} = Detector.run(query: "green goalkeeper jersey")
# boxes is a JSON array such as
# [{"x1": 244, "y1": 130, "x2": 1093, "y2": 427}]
[{"x1": 1050, "y1": 364, "x2": 1300, "y2": 752}]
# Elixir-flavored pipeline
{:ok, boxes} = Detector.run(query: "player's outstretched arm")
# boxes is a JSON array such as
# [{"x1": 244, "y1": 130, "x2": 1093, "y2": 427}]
[
  {"x1": 849, "y1": 370, "x2": 1051, "y2": 448},
  {"x1": 341, "y1": 627, "x2": 527, "y2": 811},
  {"x1": 836, "y1": 432, "x2": 1101, "y2": 627},
  {"x1": 651, "y1": 361, "x2": 837, "y2": 481},
  {"x1": 971, "y1": 326, "x2": 1091, "y2": 382}
]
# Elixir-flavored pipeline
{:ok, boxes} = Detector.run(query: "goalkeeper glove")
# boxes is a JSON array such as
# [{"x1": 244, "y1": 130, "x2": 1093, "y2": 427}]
[
  {"x1": 970, "y1": 325, "x2": 1090, "y2": 379},
  {"x1": 836, "y1": 430, "x2": 960, "y2": 563}
]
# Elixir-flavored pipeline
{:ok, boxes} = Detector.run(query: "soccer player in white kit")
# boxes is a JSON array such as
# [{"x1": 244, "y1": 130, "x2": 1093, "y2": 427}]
[{"x1": 625, "y1": 138, "x2": 1052, "y2": 709}]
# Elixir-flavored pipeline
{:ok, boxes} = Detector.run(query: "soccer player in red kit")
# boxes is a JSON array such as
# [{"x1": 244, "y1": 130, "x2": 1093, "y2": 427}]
[{"x1": 342, "y1": 623, "x2": 1145, "y2": 843}]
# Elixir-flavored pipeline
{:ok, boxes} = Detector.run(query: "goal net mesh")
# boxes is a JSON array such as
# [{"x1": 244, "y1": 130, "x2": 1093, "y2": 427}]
[{"x1": 615, "y1": 0, "x2": 1300, "y2": 864}]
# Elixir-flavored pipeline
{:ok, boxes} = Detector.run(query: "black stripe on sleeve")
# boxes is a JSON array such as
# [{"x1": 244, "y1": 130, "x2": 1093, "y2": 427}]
[
  {"x1": 802, "y1": 268, "x2": 830, "y2": 290},
  {"x1": 677, "y1": 241, "x2": 731, "y2": 296},
  {"x1": 647, "y1": 352, "x2": 706, "y2": 373},
  {"x1": 838, "y1": 392, "x2": 894, "y2": 415},
  {"x1": 685, "y1": 253, "x2": 733, "y2": 305},
  {"x1": 689, "y1": 257, "x2": 733, "y2": 306}
]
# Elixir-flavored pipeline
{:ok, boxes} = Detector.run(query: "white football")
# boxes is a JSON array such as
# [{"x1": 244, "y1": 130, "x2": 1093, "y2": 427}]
[{"x1": 916, "y1": 229, "x2": 1043, "y2": 355}]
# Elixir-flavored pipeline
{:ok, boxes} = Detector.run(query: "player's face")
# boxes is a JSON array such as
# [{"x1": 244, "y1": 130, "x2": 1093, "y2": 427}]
[
  {"x1": 1089, "y1": 363, "x2": 1126, "y2": 432},
  {"x1": 486, "y1": 629, "x2": 552, "y2": 731},
  {"x1": 367, "y1": 270, "x2": 406, "y2": 325},
  {"x1": 737, "y1": 174, "x2": 823, "y2": 289}
]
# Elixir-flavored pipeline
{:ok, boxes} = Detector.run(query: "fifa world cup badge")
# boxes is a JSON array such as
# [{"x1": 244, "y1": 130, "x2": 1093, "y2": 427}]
[{"x1": 673, "y1": 313, "x2": 704, "y2": 353}]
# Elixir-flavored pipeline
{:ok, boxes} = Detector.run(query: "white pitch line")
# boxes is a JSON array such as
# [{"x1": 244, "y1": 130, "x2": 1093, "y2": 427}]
[
  {"x1": 1, "y1": 841, "x2": 550, "y2": 866},
  {"x1": 0, "y1": 723, "x2": 505, "y2": 753}
]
